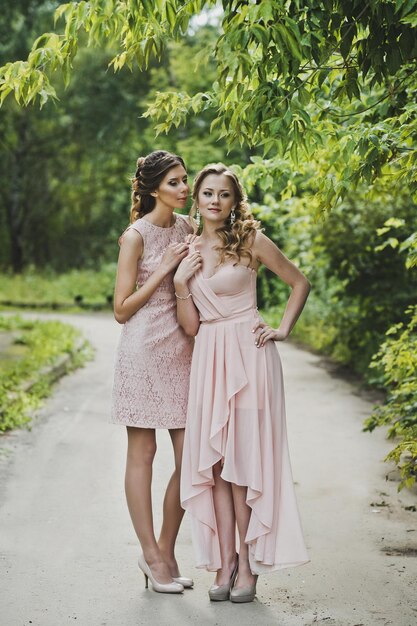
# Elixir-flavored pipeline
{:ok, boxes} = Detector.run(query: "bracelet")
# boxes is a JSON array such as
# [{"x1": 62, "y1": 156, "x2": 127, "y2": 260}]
[{"x1": 175, "y1": 291, "x2": 192, "y2": 300}]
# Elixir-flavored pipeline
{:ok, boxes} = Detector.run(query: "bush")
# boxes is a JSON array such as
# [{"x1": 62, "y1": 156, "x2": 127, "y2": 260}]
[
  {"x1": 0, "y1": 264, "x2": 117, "y2": 308},
  {"x1": 363, "y1": 306, "x2": 417, "y2": 490},
  {"x1": 254, "y1": 184, "x2": 417, "y2": 491},
  {"x1": 0, "y1": 315, "x2": 91, "y2": 431},
  {"x1": 253, "y1": 186, "x2": 417, "y2": 379}
]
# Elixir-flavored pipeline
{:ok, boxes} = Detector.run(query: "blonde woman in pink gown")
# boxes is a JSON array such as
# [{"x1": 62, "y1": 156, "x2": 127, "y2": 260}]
[
  {"x1": 174, "y1": 163, "x2": 310, "y2": 603},
  {"x1": 112, "y1": 151, "x2": 196, "y2": 594}
]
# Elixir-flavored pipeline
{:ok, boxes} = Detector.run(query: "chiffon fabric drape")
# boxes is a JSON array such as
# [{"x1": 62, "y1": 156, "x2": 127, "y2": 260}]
[{"x1": 181, "y1": 259, "x2": 309, "y2": 574}]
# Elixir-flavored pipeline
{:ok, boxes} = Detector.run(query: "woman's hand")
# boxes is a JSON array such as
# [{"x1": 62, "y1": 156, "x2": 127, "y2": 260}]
[
  {"x1": 252, "y1": 321, "x2": 288, "y2": 347},
  {"x1": 159, "y1": 243, "x2": 190, "y2": 275},
  {"x1": 174, "y1": 250, "x2": 202, "y2": 287},
  {"x1": 185, "y1": 233, "x2": 198, "y2": 245}
]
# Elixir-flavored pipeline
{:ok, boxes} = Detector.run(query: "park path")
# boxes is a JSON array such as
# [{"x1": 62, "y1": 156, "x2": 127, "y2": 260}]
[{"x1": 0, "y1": 312, "x2": 416, "y2": 626}]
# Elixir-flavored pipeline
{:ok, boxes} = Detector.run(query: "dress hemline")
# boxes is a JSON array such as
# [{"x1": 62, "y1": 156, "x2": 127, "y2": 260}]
[{"x1": 111, "y1": 420, "x2": 186, "y2": 430}]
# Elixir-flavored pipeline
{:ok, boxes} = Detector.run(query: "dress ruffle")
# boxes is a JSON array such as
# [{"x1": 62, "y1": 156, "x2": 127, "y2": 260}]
[{"x1": 181, "y1": 267, "x2": 309, "y2": 574}]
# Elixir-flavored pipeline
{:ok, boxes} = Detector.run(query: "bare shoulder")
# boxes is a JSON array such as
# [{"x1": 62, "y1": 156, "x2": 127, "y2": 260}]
[{"x1": 252, "y1": 230, "x2": 279, "y2": 258}]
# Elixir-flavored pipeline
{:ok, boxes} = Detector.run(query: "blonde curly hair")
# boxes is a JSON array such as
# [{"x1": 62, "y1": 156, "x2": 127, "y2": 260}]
[{"x1": 190, "y1": 163, "x2": 260, "y2": 265}]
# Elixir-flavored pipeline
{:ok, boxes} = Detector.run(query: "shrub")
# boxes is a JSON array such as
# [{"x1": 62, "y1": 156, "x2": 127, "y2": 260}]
[
  {"x1": 363, "y1": 306, "x2": 417, "y2": 490},
  {"x1": 0, "y1": 315, "x2": 91, "y2": 431}
]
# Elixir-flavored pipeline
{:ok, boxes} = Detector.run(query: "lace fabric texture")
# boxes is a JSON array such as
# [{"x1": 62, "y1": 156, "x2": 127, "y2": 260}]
[{"x1": 111, "y1": 215, "x2": 194, "y2": 429}]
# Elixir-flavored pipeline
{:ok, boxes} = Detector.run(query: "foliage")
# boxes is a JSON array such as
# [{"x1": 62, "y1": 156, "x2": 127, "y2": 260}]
[
  {"x1": 0, "y1": 0, "x2": 152, "y2": 272},
  {"x1": 253, "y1": 181, "x2": 417, "y2": 378},
  {"x1": 3, "y1": 1, "x2": 417, "y2": 208},
  {"x1": 0, "y1": 264, "x2": 117, "y2": 307},
  {"x1": 376, "y1": 217, "x2": 417, "y2": 269},
  {"x1": 0, "y1": 314, "x2": 91, "y2": 431},
  {"x1": 142, "y1": 26, "x2": 249, "y2": 172},
  {"x1": 255, "y1": 176, "x2": 417, "y2": 489},
  {"x1": 364, "y1": 306, "x2": 417, "y2": 490},
  {"x1": 0, "y1": 2, "x2": 244, "y2": 273},
  {"x1": 1, "y1": 1, "x2": 416, "y2": 488}
]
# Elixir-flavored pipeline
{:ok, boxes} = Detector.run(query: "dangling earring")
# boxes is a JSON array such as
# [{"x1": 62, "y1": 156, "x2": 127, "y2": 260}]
[
  {"x1": 230, "y1": 208, "x2": 236, "y2": 224},
  {"x1": 195, "y1": 206, "x2": 201, "y2": 227}
]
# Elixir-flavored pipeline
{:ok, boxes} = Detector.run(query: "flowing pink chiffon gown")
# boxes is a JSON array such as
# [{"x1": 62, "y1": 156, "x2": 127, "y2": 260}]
[{"x1": 180, "y1": 258, "x2": 309, "y2": 574}]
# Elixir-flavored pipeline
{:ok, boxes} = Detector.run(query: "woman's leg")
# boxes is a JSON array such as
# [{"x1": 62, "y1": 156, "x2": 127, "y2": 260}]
[
  {"x1": 231, "y1": 484, "x2": 257, "y2": 588},
  {"x1": 125, "y1": 426, "x2": 173, "y2": 583},
  {"x1": 212, "y1": 462, "x2": 237, "y2": 586},
  {"x1": 158, "y1": 428, "x2": 186, "y2": 577}
]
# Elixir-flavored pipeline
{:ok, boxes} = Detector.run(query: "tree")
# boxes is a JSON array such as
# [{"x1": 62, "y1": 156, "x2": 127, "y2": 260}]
[
  {"x1": 0, "y1": 0, "x2": 62, "y2": 271},
  {"x1": 1, "y1": 1, "x2": 417, "y2": 208},
  {"x1": 0, "y1": 3, "x2": 245, "y2": 271},
  {"x1": 1, "y1": 1, "x2": 416, "y2": 483}
]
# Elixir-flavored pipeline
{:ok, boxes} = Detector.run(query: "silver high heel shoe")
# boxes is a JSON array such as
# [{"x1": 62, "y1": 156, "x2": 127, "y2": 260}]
[
  {"x1": 208, "y1": 557, "x2": 239, "y2": 602},
  {"x1": 230, "y1": 574, "x2": 258, "y2": 603},
  {"x1": 138, "y1": 553, "x2": 184, "y2": 594},
  {"x1": 172, "y1": 576, "x2": 194, "y2": 589}
]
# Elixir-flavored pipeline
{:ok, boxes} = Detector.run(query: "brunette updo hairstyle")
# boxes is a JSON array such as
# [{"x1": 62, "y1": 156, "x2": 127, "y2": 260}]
[{"x1": 130, "y1": 150, "x2": 186, "y2": 223}]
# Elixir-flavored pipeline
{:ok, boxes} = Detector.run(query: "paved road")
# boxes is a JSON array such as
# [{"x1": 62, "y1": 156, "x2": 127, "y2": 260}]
[{"x1": 1, "y1": 313, "x2": 416, "y2": 626}]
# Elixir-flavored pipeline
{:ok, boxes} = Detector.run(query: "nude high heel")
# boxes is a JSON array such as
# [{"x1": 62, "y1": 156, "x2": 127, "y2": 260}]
[
  {"x1": 172, "y1": 576, "x2": 194, "y2": 588},
  {"x1": 138, "y1": 553, "x2": 184, "y2": 594},
  {"x1": 208, "y1": 556, "x2": 239, "y2": 601},
  {"x1": 230, "y1": 574, "x2": 258, "y2": 603}
]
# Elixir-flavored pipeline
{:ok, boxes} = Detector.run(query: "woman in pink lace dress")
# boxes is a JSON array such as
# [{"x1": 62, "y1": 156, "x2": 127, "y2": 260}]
[
  {"x1": 111, "y1": 151, "x2": 200, "y2": 594},
  {"x1": 174, "y1": 164, "x2": 310, "y2": 603}
]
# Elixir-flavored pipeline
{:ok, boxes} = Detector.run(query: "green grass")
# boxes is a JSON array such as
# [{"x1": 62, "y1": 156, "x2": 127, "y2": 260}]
[
  {"x1": 0, "y1": 315, "x2": 92, "y2": 431},
  {"x1": 0, "y1": 264, "x2": 117, "y2": 309}
]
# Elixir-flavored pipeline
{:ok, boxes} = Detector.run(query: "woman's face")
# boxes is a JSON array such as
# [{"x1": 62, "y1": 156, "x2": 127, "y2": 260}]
[
  {"x1": 197, "y1": 173, "x2": 235, "y2": 224},
  {"x1": 155, "y1": 164, "x2": 189, "y2": 209}
]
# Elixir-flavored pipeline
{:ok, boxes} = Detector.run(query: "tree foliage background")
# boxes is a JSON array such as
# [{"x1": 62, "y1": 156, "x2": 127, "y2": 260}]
[{"x1": 0, "y1": 0, "x2": 416, "y2": 487}]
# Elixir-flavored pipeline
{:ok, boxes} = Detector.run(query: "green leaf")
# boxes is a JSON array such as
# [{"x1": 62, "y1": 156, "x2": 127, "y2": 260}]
[
  {"x1": 251, "y1": 24, "x2": 269, "y2": 46},
  {"x1": 259, "y1": 2, "x2": 274, "y2": 23},
  {"x1": 276, "y1": 24, "x2": 302, "y2": 61},
  {"x1": 386, "y1": 47, "x2": 402, "y2": 74},
  {"x1": 166, "y1": 2, "x2": 176, "y2": 29},
  {"x1": 0, "y1": 86, "x2": 12, "y2": 105},
  {"x1": 385, "y1": 218, "x2": 406, "y2": 228},
  {"x1": 340, "y1": 21, "x2": 356, "y2": 60},
  {"x1": 54, "y1": 3, "x2": 71, "y2": 25}
]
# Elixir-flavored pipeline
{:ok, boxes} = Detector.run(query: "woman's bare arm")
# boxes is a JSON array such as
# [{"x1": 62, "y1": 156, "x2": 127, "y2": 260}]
[
  {"x1": 114, "y1": 230, "x2": 188, "y2": 324},
  {"x1": 252, "y1": 231, "x2": 311, "y2": 345},
  {"x1": 173, "y1": 251, "x2": 202, "y2": 336}
]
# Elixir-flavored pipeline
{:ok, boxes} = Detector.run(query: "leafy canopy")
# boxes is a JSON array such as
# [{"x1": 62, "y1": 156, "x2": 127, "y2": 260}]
[{"x1": 1, "y1": 0, "x2": 417, "y2": 208}]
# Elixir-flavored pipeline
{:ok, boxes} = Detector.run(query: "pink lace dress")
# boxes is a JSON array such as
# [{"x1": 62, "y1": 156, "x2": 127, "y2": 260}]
[
  {"x1": 111, "y1": 214, "x2": 194, "y2": 429},
  {"x1": 181, "y1": 260, "x2": 309, "y2": 573}
]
